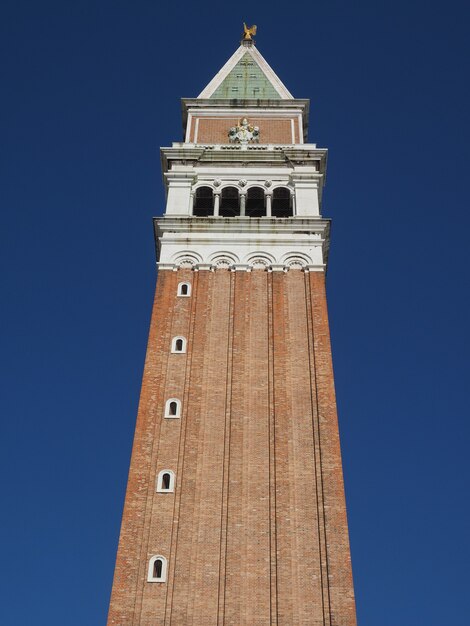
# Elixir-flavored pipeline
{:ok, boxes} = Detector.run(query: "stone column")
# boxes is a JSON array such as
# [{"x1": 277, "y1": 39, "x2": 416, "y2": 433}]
[
  {"x1": 240, "y1": 193, "x2": 246, "y2": 216},
  {"x1": 266, "y1": 193, "x2": 272, "y2": 217},
  {"x1": 214, "y1": 192, "x2": 220, "y2": 217}
]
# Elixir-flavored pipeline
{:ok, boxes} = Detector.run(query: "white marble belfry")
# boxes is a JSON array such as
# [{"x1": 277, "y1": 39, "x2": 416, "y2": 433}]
[{"x1": 154, "y1": 44, "x2": 330, "y2": 274}]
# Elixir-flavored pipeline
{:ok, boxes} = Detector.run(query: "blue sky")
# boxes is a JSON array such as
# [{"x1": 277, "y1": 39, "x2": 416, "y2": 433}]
[{"x1": 1, "y1": 1, "x2": 469, "y2": 624}]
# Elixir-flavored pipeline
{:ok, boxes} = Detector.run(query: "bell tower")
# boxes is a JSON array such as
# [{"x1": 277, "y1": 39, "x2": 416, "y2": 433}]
[{"x1": 108, "y1": 28, "x2": 357, "y2": 626}]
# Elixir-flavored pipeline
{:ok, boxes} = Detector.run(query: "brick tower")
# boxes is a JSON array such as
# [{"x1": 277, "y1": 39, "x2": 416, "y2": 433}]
[{"x1": 108, "y1": 29, "x2": 357, "y2": 626}]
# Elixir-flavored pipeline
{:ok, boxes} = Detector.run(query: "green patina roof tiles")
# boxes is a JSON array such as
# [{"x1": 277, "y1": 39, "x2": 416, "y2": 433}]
[{"x1": 210, "y1": 52, "x2": 281, "y2": 100}]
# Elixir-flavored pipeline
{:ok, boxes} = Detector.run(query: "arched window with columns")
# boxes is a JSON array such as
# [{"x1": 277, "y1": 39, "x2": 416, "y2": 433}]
[
  {"x1": 193, "y1": 186, "x2": 214, "y2": 217},
  {"x1": 219, "y1": 187, "x2": 240, "y2": 217},
  {"x1": 272, "y1": 187, "x2": 293, "y2": 217},
  {"x1": 246, "y1": 187, "x2": 266, "y2": 217}
]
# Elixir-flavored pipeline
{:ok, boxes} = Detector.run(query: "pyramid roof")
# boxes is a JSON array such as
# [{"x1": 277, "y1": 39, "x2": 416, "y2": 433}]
[{"x1": 198, "y1": 44, "x2": 293, "y2": 100}]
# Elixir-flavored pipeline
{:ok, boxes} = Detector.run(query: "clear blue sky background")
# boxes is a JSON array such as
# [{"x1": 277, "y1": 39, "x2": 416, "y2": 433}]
[{"x1": 1, "y1": 1, "x2": 469, "y2": 624}]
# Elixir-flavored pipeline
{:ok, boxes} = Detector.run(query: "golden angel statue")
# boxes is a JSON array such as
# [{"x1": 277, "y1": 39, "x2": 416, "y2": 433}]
[{"x1": 243, "y1": 23, "x2": 257, "y2": 40}]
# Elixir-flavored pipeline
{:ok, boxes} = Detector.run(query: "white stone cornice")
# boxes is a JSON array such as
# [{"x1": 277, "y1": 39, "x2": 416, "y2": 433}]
[
  {"x1": 163, "y1": 171, "x2": 195, "y2": 183},
  {"x1": 157, "y1": 262, "x2": 327, "y2": 273},
  {"x1": 154, "y1": 217, "x2": 331, "y2": 272},
  {"x1": 156, "y1": 216, "x2": 328, "y2": 234},
  {"x1": 161, "y1": 145, "x2": 327, "y2": 171}
]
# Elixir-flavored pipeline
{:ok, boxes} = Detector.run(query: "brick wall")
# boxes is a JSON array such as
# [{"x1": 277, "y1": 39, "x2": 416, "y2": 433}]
[
  {"x1": 107, "y1": 268, "x2": 356, "y2": 625},
  {"x1": 191, "y1": 117, "x2": 299, "y2": 144}
]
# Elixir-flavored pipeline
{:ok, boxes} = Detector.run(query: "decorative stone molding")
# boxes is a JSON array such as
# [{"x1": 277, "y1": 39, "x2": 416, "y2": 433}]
[
  {"x1": 158, "y1": 259, "x2": 325, "y2": 272},
  {"x1": 285, "y1": 258, "x2": 306, "y2": 269},
  {"x1": 280, "y1": 252, "x2": 311, "y2": 268},
  {"x1": 245, "y1": 252, "x2": 276, "y2": 267},
  {"x1": 209, "y1": 251, "x2": 240, "y2": 265},
  {"x1": 172, "y1": 251, "x2": 202, "y2": 269},
  {"x1": 156, "y1": 217, "x2": 330, "y2": 273},
  {"x1": 160, "y1": 252, "x2": 321, "y2": 272},
  {"x1": 214, "y1": 257, "x2": 233, "y2": 269},
  {"x1": 250, "y1": 258, "x2": 270, "y2": 270}
]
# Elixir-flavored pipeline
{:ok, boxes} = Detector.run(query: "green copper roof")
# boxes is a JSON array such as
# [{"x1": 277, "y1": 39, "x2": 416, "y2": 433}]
[{"x1": 210, "y1": 51, "x2": 282, "y2": 99}]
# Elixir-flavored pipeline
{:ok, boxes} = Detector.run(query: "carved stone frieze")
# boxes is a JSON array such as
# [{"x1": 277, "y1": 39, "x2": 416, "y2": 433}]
[{"x1": 165, "y1": 250, "x2": 322, "y2": 272}]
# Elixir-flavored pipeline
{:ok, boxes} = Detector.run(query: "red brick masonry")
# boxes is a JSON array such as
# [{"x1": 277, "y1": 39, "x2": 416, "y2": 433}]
[
  {"x1": 107, "y1": 268, "x2": 356, "y2": 626},
  {"x1": 191, "y1": 117, "x2": 299, "y2": 144}
]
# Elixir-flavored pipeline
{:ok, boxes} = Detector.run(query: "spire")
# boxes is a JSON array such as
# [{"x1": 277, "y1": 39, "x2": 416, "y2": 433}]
[{"x1": 198, "y1": 26, "x2": 293, "y2": 100}]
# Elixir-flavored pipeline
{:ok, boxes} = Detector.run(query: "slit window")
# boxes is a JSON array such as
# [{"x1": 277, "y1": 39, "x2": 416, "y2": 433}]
[
  {"x1": 171, "y1": 337, "x2": 187, "y2": 353},
  {"x1": 177, "y1": 282, "x2": 191, "y2": 297},
  {"x1": 164, "y1": 398, "x2": 181, "y2": 418},
  {"x1": 147, "y1": 556, "x2": 167, "y2": 583},
  {"x1": 156, "y1": 470, "x2": 175, "y2": 493}
]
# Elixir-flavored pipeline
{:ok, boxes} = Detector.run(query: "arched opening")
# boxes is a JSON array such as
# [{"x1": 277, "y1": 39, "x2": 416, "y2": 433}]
[
  {"x1": 219, "y1": 187, "x2": 240, "y2": 217},
  {"x1": 193, "y1": 187, "x2": 214, "y2": 217},
  {"x1": 180, "y1": 283, "x2": 189, "y2": 296},
  {"x1": 162, "y1": 473, "x2": 171, "y2": 490},
  {"x1": 157, "y1": 469, "x2": 175, "y2": 492},
  {"x1": 272, "y1": 187, "x2": 293, "y2": 217},
  {"x1": 171, "y1": 336, "x2": 187, "y2": 353},
  {"x1": 147, "y1": 555, "x2": 167, "y2": 582},
  {"x1": 164, "y1": 398, "x2": 181, "y2": 418},
  {"x1": 246, "y1": 187, "x2": 266, "y2": 217}
]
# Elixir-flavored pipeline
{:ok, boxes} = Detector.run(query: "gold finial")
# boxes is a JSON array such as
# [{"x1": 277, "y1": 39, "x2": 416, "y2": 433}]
[{"x1": 243, "y1": 23, "x2": 257, "y2": 41}]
